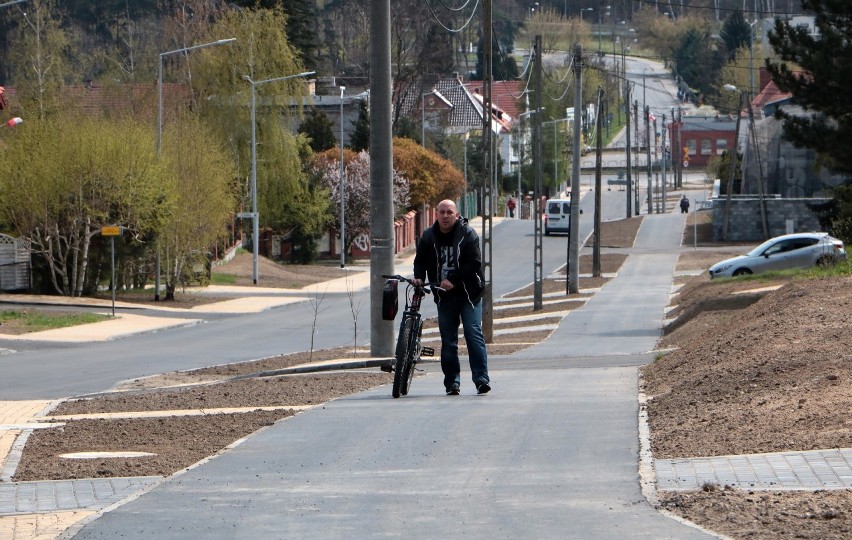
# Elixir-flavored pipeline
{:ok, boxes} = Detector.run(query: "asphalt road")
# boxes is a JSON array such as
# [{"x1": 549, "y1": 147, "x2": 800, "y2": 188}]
[{"x1": 0, "y1": 189, "x2": 628, "y2": 401}]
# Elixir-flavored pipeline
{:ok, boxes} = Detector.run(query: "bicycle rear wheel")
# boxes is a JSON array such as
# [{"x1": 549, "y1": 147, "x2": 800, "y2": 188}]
[{"x1": 392, "y1": 317, "x2": 414, "y2": 398}]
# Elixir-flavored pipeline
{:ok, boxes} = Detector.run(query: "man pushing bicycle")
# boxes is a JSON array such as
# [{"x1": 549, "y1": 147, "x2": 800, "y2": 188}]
[{"x1": 413, "y1": 199, "x2": 491, "y2": 396}]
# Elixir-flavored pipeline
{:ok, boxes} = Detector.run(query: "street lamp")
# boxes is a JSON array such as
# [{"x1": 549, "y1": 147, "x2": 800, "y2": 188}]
[
  {"x1": 158, "y1": 39, "x2": 236, "y2": 155},
  {"x1": 517, "y1": 108, "x2": 538, "y2": 216},
  {"x1": 543, "y1": 117, "x2": 571, "y2": 194},
  {"x1": 463, "y1": 130, "x2": 469, "y2": 193},
  {"x1": 156, "y1": 37, "x2": 235, "y2": 300},
  {"x1": 0, "y1": 0, "x2": 26, "y2": 8},
  {"x1": 579, "y1": 7, "x2": 593, "y2": 23},
  {"x1": 529, "y1": 2, "x2": 539, "y2": 21},
  {"x1": 598, "y1": 5, "x2": 611, "y2": 54},
  {"x1": 244, "y1": 70, "x2": 316, "y2": 285},
  {"x1": 339, "y1": 86, "x2": 346, "y2": 269}
]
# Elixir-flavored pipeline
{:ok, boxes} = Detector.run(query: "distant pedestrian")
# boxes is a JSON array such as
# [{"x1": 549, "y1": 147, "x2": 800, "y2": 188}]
[
  {"x1": 680, "y1": 195, "x2": 690, "y2": 214},
  {"x1": 507, "y1": 197, "x2": 516, "y2": 218}
]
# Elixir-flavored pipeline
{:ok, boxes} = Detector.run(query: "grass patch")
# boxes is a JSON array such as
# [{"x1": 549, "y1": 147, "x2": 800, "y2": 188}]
[
  {"x1": 210, "y1": 272, "x2": 237, "y2": 285},
  {"x1": 0, "y1": 309, "x2": 109, "y2": 333},
  {"x1": 800, "y1": 259, "x2": 852, "y2": 279},
  {"x1": 712, "y1": 259, "x2": 851, "y2": 283}
]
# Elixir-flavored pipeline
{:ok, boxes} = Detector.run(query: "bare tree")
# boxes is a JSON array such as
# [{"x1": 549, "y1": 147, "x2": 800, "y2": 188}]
[
  {"x1": 305, "y1": 285, "x2": 330, "y2": 362},
  {"x1": 343, "y1": 270, "x2": 365, "y2": 357},
  {"x1": 8, "y1": 0, "x2": 70, "y2": 120}
]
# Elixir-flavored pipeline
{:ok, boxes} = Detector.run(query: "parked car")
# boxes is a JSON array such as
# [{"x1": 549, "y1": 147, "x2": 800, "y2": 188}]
[
  {"x1": 543, "y1": 198, "x2": 582, "y2": 236},
  {"x1": 708, "y1": 232, "x2": 847, "y2": 278}
]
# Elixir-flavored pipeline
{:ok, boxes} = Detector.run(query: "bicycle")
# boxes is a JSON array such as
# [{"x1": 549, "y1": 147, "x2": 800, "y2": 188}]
[{"x1": 380, "y1": 274, "x2": 437, "y2": 398}]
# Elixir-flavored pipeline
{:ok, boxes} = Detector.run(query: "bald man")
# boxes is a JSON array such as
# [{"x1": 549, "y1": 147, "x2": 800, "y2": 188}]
[{"x1": 413, "y1": 200, "x2": 490, "y2": 396}]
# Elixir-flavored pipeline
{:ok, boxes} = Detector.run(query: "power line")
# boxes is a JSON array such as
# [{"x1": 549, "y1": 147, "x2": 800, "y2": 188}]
[
  {"x1": 423, "y1": 0, "x2": 481, "y2": 34},
  {"x1": 430, "y1": 0, "x2": 477, "y2": 13}
]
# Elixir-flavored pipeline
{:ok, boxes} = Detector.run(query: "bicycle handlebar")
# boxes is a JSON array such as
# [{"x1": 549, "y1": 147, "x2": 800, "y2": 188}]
[{"x1": 381, "y1": 274, "x2": 444, "y2": 293}]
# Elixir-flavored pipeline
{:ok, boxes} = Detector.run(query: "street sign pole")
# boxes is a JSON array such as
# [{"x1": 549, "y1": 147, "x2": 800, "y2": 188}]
[
  {"x1": 111, "y1": 236, "x2": 116, "y2": 317},
  {"x1": 101, "y1": 226, "x2": 123, "y2": 317}
]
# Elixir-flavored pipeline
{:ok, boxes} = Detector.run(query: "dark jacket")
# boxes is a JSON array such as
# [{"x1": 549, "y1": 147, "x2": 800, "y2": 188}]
[{"x1": 413, "y1": 218, "x2": 484, "y2": 306}]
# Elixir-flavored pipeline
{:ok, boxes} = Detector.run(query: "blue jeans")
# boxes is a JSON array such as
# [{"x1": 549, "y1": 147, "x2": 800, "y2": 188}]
[{"x1": 437, "y1": 295, "x2": 489, "y2": 390}]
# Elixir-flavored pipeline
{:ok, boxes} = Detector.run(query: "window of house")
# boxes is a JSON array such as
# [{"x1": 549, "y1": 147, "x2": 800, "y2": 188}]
[
  {"x1": 686, "y1": 139, "x2": 697, "y2": 155},
  {"x1": 701, "y1": 139, "x2": 712, "y2": 156},
  {"x1": 716, "y1": 139, "x2": 728, "y2": 155}
]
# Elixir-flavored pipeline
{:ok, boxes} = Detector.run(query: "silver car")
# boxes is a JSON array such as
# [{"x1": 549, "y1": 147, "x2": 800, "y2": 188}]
[{"x1": 709, "y1": 232, "x2": 848, "y2": 278}]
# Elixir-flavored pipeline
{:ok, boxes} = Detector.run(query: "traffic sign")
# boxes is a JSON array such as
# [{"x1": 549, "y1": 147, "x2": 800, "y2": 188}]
[{"x1": 101, "y1": 226, "x2": 122, "y2": 236}]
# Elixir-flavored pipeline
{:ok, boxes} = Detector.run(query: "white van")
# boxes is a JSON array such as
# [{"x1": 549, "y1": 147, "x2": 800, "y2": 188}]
[{"x1": 543, "y1": 198, "x2": 580, "y2": 235}]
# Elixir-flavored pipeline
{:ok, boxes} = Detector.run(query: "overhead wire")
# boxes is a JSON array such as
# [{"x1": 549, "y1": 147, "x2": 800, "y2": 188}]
[
  {"x1": 423, "y1": 0, "x2": 481, "y2": 34},
  {"x1": 430, "y1": 0, "x2": 477, "y2": 13}
]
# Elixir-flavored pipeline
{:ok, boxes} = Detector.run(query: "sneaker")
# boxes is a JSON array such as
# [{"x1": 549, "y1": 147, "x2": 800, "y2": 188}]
[
  {"x1": 476, "y1": 382, "x2": 491, "y2": 395},
  {"x1": 446, "y1": 384, "x2": 460, "y2": 396}
]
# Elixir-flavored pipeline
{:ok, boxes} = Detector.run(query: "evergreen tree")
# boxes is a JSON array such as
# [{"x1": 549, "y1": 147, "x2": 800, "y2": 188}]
[
  {"x1": 474, "y1": 23, "x2": 520, "y2": 80},
  {"x1": 349, "y1": 100, "x2": 370, "y2": 152},
  {"x1": 766, "y1": 0, "x2": 852, "y2": 177},
  {"x1": 674, "y1": 28, "x2": 724, "y2": 102},
  {"x1": 720, "y1": 9, "x2": 752, "y2": 60},
  {"x1": 230, "y1": 0, "x2": 319, "y2": 71},
  {"x1": 299, "y1": 108, "x2": 337, "y2": 152},
  {"x1": 280, "y1": 0, "x2": 320, "y2": 71}
]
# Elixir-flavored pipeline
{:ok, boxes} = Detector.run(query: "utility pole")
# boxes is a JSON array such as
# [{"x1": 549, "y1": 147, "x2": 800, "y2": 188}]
[
  {"x1": 568, "y1": 44, "x2": 582, "y2": 295},
  {"x1": 593, "y1": 86, "x2": 603, "y2": 278},
  {"x1": 677, "y1": 107, "x2": 683, "y2": 189},
  {"x1": 670, "y1": 107, "x2": 678, "y2": 190},
  {"x1": 746, "y1": 98, "x2": 770, "y2": 239},
  {"x1": 481, "y1": 0, "x2": 494, "y2": 341},
  {"x1": 369, "y1": 0, "x2": 394, "y2": 357},
  {"x1": 722, "y1": 93, "x2": 743, "y2": 241},
  {"x1": 533, "y1": 35, "x2": 544, "y2": 310},
  {"x1": 654, "y1": 117, "x2": 659, "y2": 214},
  {"x1": 625, "y1": 83, "x2": 632, "y2": 218},
  {"x1": 661, "y1": 113, "x2": 667, "y2": 213},
  {"x1": 340, "y1": 86, "x2": 346, "y2": 268},
  {"x1": 634, "y1": 100, "x2": 640, "y2": 215},
  {"x1": 645, "y1": 106, "x2": 652, "y2": 215}
]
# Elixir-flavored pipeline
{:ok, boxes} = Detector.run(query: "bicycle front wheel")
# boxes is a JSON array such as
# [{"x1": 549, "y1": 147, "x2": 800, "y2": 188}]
[
  {"x1": 392, "y1": 317, "x2": 414, "y2": 398},
  {"x1": 400, "y1": 318, "x2": 421, "y2": 396}
]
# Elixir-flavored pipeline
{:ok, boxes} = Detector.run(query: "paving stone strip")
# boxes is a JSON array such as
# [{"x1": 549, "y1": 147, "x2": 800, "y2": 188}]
[{"x1": 655, "y1": 448, "x2": 852, "y2": 491}]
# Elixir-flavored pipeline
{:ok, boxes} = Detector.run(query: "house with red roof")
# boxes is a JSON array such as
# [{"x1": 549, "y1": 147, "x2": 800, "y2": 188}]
[{"x1": 398, "y1": 75, "x2": 528, "y2": 176}]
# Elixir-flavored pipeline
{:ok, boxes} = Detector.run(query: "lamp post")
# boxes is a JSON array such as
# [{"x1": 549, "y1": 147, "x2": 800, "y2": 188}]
[
  {"x1": 0, "y1": 0, "x2": 27, "y2": 8},
  {"x1": 464, "y1": 130, "x2": 469, "y2": 196},
  {"x1": 422, "y1": 92, "x2": 428, "y2": 147},
  {"x1": 598, "y1": 5, "x2": 611, "y2": 54},
  {"x1": 543, "y1": 117, "x2": 571, "y2": 194},
  {"x1": 339, "y1": 86, "x2": 346, "y2": 268},
  {"x1": 156, "y1": 37, "x2": 235, "y2": 300},
  {"x1": 579, "y1": 7, "x2": 593, "y2": 22},
  {"x1": 158, "y1": 39, "x2": 236, "y2": 155},
  {"x1": 528, "y1": 2, "x2": 539, "y2": 21},
  {"x1": 517, "y1": 108, "x2": 538, "y2": 217},
  {"x1": 244, "y1": 70, "x2": 315, "y2": 284}
]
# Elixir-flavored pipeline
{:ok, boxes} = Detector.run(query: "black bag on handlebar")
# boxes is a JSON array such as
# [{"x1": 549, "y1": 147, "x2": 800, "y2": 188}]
[{"x1": 382, "y1": 279, "x2": 399, "y2": 320}]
